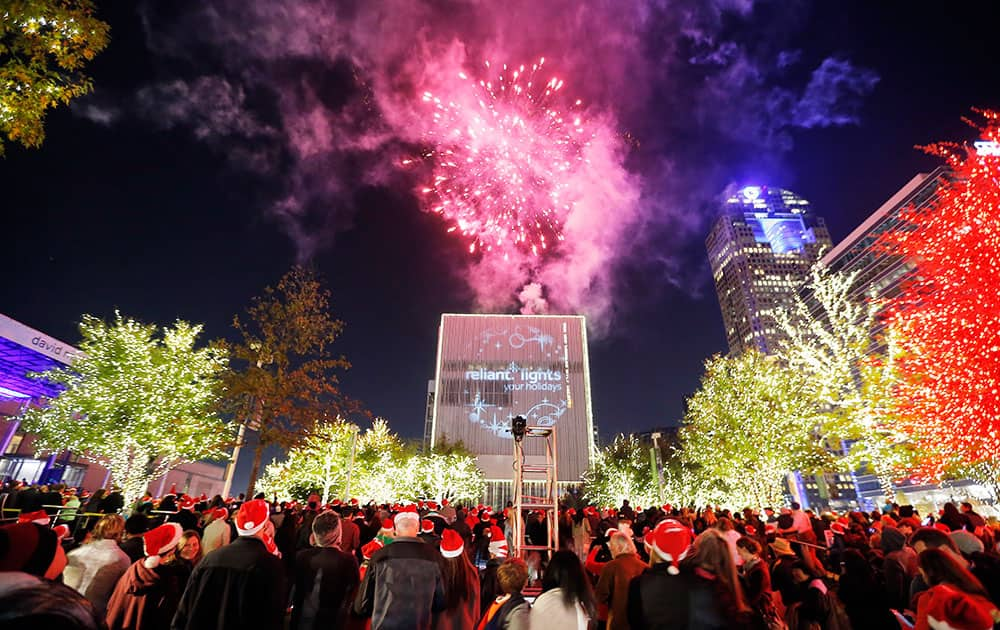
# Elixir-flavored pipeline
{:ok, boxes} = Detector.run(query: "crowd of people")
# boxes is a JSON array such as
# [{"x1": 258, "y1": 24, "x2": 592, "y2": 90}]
[{"x1": 3, "y1": 479, "x2": 1000, "y2": 630}]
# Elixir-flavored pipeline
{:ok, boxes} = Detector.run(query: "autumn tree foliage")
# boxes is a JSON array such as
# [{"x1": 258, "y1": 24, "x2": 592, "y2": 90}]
[
  {"x1": 879, "y1": 110, "x2": 1000, "y2": 480},
  {"x1": 1, "y1": 1, "x2": 110, "y2": 155},
  {"x1": 221, "y1": 267, "x2": 361, "y2": 497}
]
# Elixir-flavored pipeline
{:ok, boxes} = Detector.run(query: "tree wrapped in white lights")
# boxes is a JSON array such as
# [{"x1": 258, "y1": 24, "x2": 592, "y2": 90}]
[
  {"x1": 351, "y1": 418, "x2": 410, "y2": 503},
  {"x1": 258, "y1": 417, "x2": 487, "y2": 504},
  {"x1": 20, "y1": 313, "x2": 231, "y2": 502},
  {"x1": 255, "y1": 420, "x2": 357, "y2": 504},
  {"x1": 772, "y1": 262, "x2": 912, "y2": 498},
  {"x1": 407, "y1": 452, "x2": 485, "y2": 504},
  {"x1": 583, "y1": 434, "x2": 659, "y2": 508},
  {"x1": 681, "y1": 351, "x2": 831, "y2": 509}
]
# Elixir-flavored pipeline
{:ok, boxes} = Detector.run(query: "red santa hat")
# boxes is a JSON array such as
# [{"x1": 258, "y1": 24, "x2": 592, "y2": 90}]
[
  {"x1": 379, "y1": 518, "x2": 395, "y2": 536},
  {"x1": 830, "y1": 520, "x2": 848, "y2": 536},
  {"x1": 441, "y1": 498, "x2": 449, "y2": 507},
  {"x1": 212, "y1": 507, "x2": 229, "y2": 520},
  {"x1": 421, "y1": 519, "x2": 435, "y2": 534},
  {"x1": 350, "y1": 498, "x2": 359, "y2": 506},
  {"x1": 651, "y1": 519, "x2": 692, "y2": 575},
  {"x1": 922, "y1": 584, "x2": 996, "y2": 630},
  {"x1": 199, "y1": 493, "x2": 207, "y2": 501},
  {"x1": 235, "y1": 499, "x2": 270, "y2": 536},
  {"x1": 166, "y1": 484, "x2": 178, "y2": 497},
  {"x1": 566, "y1": 508, "x2": 576, "y2": 516},
  {"x1": 487, "y1": 525, "x2": 508, "y2": 558},
  {"x1": 935, "y1": 522, "x2": 953, "y2": 534},
  {"x1": 440, "y1": 528, "x2": 464, "y2": 558},
  {"x1": 744, "y1": 525, "x2": 757, "y2": 536},
  {"x1": 479, "y1": 508, "x2": 492, "y2": 521},
  {"x1": 427, "y1": 501, "x2": 439, "y2": 511},
  {"x1": 179, "y1": 495, "x2": 197, "y2": 511},
  {"x1": 53, "y1": 524, "x2": 70, "y2": 540},
  {"x1": 362, "y1": 539, "x2": 384, "y2": 559},
  {"x1": 18, "y1": 511, "x2": 50, "y2": 526},
  {"x1": 765, "y1": 522, "x2": 778, "y2": 535},
  {"x1": 143, "y1": 523, "x2": 183, "y2": 568}
]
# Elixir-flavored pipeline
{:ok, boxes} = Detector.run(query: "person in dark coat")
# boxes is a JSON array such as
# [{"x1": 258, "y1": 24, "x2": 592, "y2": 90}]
[
  {"x1": 290, "y1": 511, "x2": 360, "y2": 630},
  {"x1": 170, "y1": 499, "x2": 286, "y2": 630},
  {"x1": 837, "y1": 549, "x2": 896, "y2": 629},
  {"x1": 167, "y1": 498, "x2": 200, "y2": 533},
  {"x1": 353, "y1": 510, "x2": 445, "y2": 630},
  {"x1": 40, "y1": 484, "x2": 64, "y2": 515},
  {"x1": 102, "y1": 488, "x2": 126, "y2": 515}
]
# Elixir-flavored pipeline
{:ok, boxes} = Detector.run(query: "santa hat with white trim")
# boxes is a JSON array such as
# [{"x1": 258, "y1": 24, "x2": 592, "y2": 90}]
[
  {"x1": 235, "y1": 499, "x2": 270, "y2": 536},
  {"x1": 143, "y1": 523, "x2": 183, "y2": 568},
  {"x1": 651, "y1": 519, "x2": 692, "y2": 575},
  {"x1": 440, "y1": 528, "x2": 464, "y2": 558},
  {"x1": 486, "y1": 525, "x2": 508, "y2": 558},
  {"x1": 923, "y1": 583, "x2": 995, "y2": 630}
]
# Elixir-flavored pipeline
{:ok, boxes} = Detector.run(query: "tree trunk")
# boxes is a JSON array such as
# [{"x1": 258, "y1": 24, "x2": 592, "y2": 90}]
[{"x1": 246, "y1": 440, "x2": 266, "y2": 499}]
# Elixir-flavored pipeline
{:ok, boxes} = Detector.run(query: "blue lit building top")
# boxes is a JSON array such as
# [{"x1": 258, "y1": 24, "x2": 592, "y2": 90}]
[
  {"x1": 726, "y1": 186, "x2": 818, "y2": 254},
  {"x1": 707, "y1": 185, "x2": 832, "y2": 355}
]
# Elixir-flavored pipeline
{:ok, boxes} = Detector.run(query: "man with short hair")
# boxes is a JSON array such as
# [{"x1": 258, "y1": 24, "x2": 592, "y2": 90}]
[
  {"x1": 354, "y1": 510, "x2": 445, "y2": 630},
  {"x1": 596, "y1": 532, "x2": 647, "y2": 630},
  {"x1": 171, "y1": 499, "x2": 286, "y2": 630},
  {"x1": 291, "y1": 511, "x2": 359, "y2": 630}
]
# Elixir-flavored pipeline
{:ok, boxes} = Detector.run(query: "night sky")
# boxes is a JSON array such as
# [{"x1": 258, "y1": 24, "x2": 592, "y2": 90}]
[{"x1": 2, "y1": 2, "x2": 996, "y2": 489}]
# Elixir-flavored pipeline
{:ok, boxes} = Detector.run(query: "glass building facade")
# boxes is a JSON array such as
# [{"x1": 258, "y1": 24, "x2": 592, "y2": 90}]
[{"x1": 706, "y1": 186, "x2": 833, "y2": 355}]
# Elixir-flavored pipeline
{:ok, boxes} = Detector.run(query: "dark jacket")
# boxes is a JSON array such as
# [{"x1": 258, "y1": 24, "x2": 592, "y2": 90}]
[
  {"x1": 170, "y1": 536, "x2": 286, "y2": 630},
  {"x1": 291, "y1": 547, "x2": 360, "y2": 630},
  {"x1": 627, "y1": 563, "x2": 750, "y2": 630},
  {"x1": 168, "y1": 510, "x2": 200, "y2": 533},
  {"x1": 102, "y1": 492, "x2": 126, "y2": 514},
  {"x1": 353, "y1": 537, "x2": 445, "y2": 630}
]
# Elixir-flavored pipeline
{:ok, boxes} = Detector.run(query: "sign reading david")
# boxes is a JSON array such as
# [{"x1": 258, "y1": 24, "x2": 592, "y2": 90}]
[{"x1": 431, "y1": 314, "x2": 596, "y2": 482}]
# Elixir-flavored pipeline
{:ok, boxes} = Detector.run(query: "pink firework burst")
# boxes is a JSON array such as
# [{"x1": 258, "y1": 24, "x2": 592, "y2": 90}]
[{"x1": 410, "y1": 59, "x2": 591, "y2": 257}]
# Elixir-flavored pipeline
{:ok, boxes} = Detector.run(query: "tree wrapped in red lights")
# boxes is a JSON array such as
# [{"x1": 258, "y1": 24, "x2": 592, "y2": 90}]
[{"x1": 879, "y1": 110, "x2": 1000, "y2": 481}]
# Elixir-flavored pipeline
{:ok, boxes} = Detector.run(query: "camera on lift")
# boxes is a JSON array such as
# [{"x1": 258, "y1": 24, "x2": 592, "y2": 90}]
[{"x1": 511, "y1": 415, "x2": 527, "y2": 443}]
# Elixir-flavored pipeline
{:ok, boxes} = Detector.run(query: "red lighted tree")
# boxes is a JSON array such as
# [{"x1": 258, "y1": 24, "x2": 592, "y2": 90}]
[{"x1": 879, "y1": 110, "x2": 1000, "y2": 480}]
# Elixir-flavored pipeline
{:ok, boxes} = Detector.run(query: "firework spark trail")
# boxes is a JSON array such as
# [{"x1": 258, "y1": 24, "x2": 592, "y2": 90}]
[{"x1": 407, "y1": 59, "x2": 592, "y2": 259}]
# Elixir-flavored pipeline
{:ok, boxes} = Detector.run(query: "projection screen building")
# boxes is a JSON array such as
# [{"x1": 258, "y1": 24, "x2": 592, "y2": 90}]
[{"x1": 429, "y1": 314, "x2": 596, "y2": 503}]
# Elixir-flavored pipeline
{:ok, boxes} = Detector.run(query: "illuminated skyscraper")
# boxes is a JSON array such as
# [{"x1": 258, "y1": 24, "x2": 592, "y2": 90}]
[{"x1": 706, "y1": 186, "x2": 833, "y2": 355}]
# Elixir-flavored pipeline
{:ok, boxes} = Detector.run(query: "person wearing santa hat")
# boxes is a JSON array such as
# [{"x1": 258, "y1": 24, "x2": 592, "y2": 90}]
[
  {"x1": 105, "y1": 522, "x2": 190, "y2": 630},
  {"x1": 200, "y1": 507, "x2": 231, "y2": 556},
  {"x1": 913, "y1": 547, "x2": 1000, "y2": 630},
  {"x1": 168, "y1": 496, "x2": 201, "y2": 534},
  {"x1": 626, "y1": 519, "x2": 696, "y2": 628},
  {"x1": 432, "y1": 528, "x2": 480, "y2": 630},
  {"x1": 171, "y1": 499, "x2": 286, "y2": 630},
  {"x1": 353, "y1": 509, "x2": 446, "y2": 630},
  {"x1": 290, "y1": 511, "x2": 360, "y2": 630}
]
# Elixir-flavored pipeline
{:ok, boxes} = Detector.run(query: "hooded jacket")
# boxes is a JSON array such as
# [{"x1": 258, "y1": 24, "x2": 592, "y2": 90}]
[{"x1": 105, "y1": 558, "x2": 190, "y2": 630}]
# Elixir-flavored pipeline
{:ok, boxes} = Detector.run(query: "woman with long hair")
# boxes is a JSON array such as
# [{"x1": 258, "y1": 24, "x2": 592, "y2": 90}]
[
  {"x1": 177, "y1": 530, "x2": 203, "y2": 566},
  {"x1": 529, "y1": 550, "x2": 595, "y2": 630},
  {"x1": 914, "y1": 548, "x2": 999, "y2": 630},
  {"x1": 682, "y1": 529, "x2": 752, "y2": 628},
  {"x1": 435, "y1": 528, "x2": 481, "y2": 630}
]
